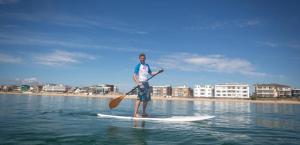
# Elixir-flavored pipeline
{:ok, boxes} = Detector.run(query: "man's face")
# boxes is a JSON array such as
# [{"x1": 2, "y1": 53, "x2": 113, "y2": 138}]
[{"x1": 139, "y1": 56, "x2": 145, "y2": 64}]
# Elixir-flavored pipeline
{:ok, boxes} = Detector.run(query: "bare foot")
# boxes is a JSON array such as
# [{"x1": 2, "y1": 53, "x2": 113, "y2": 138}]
[
  {"x1": 134, "y1": 114, "x2": 140, "y2": 118},
  {"x1": 142, "y1": 113, "x2": 148, "y2": 117}
]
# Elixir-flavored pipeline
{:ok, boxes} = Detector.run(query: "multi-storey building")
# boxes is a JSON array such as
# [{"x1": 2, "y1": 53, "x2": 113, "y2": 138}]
[
  {"x1": 214, "y1": 83, "x2": 249, "y2": 98},
  {"x1": 32, "y1": 85, "x2": 43, "y2": 93},
  {"x1": 151, "y1": 85, "x2": 172, "y2": 97},
  {"x1": 89, "y1": 84, "x2": 116, "y2": 94},
  {"x1": 254, "y1": 84, "x2": 291, "y2": 97},
  {"x1": 43, "y1": 84, "x2": 66, "y2": 92},
  {"x1": 292, "y1": 89, "x2": 300, "y2": 97},
  {"x1": 194, "y1": 85, "x2": 213, "y2": 97},
  {"x1": 172, "y1": 85, "x2": 193, "y2": 97},
  {"x1": 21, "y1": 85, "x2": 30, "y2": 92}
]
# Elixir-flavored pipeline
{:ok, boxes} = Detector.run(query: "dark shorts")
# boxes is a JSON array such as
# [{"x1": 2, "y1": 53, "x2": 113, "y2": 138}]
[{"x1": 137, "y1": 82, "x2": 151, "y2": 102}]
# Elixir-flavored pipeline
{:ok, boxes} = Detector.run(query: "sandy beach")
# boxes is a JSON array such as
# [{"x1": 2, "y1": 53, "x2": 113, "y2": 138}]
[{"x1": 1, "y1": 91, "x2": 300, "y2": 104}]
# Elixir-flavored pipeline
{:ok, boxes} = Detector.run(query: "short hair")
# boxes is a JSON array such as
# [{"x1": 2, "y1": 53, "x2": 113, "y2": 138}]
[{"x1": 139, "y1": 53, "x2": 146, "y2": 58}]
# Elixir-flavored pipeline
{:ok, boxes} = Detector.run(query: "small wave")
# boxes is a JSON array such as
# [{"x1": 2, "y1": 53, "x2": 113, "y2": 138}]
[{"x1": 59, "y1": 111, "x2": 97, "y2": 117}]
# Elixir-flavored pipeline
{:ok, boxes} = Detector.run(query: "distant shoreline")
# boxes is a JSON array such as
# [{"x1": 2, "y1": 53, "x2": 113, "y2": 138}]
[{"x1": 1, "y1": 92, "x2": 300, "y2": 104}]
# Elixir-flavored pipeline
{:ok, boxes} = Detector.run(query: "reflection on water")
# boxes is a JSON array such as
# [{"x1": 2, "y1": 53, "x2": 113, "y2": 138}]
[
  {"x1": 128, "y1": 99, "x2": 300, "y2": 131},
  {"x1": 134, "y1": 120, "x2": 146, "y2": 128},
  {"x1": 151, "y1": 100, "x2": 300, "y2": 130},
  {"x1": 252, "y1": 103, "x2": 299, "y2": 129}
]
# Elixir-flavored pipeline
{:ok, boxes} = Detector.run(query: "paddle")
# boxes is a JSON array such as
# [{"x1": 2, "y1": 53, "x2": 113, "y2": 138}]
[{"x1": 109, "y1": 69, "x2": 164, "y2": 109}]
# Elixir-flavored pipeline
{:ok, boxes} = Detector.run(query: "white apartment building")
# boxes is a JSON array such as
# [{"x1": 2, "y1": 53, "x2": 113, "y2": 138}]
[
  {"x1": 43, "y1": 84, "x2": 66, "y2": 92},
  {"x1": 194, "y1": 85, "x2": 213, "y2": 97},
  {"x1": 214, "y1": 83, "x2": 249, "y2": 98}
]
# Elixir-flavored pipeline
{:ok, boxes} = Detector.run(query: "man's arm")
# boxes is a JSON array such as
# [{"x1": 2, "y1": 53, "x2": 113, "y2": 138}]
[
  {"x1": 147, "y1": 64, "x2": 158, "y2": 76},
  {"x1": 133, "y1": 74, "x2": 140, "y2": 85},
  {"x1": 150, "y1": 72, "x2": 159, "y2": 76},
  {"x1": 133, "y1": 64, "x2": 140, "y2": 85},
  {"x1": 150, "y1": 69, "x2": 164, "y2": 76}
]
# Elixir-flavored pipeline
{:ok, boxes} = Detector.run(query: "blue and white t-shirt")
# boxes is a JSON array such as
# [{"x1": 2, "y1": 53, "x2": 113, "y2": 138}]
[{"x1": 134, "y1": 63, "x2": 152, "y2": 82}]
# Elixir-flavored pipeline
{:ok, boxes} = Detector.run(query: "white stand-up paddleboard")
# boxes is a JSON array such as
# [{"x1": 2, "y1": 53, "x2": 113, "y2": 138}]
[{"x1": 97, "y1": 113, "x2": 214, "y2": 122}]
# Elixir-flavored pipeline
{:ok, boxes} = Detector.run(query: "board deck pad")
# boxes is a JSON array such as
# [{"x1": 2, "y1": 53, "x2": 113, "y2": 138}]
[{"x1": 97, "y1": 113, "x2": 214, "y2": 122}]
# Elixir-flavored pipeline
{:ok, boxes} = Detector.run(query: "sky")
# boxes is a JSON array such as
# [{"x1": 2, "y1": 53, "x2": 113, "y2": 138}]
[{"x1": 0, "y1": 0, "x2": 300, "y2": 91}]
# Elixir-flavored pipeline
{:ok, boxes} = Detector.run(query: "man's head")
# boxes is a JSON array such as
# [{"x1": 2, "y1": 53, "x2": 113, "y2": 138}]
[{"x1": 139, "y1": 53, "x2": 146, "y2": 64}]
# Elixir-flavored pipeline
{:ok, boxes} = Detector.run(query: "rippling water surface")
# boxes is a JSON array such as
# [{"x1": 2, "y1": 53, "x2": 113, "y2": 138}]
[{"x1": 0, "y1": 94, "x2": 299, "y2": 145}]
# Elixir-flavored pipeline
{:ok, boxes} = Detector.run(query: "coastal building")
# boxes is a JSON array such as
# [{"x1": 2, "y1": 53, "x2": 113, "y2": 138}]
[
  {"x1": 21, "y1": 85, "x2": 30, "y2": 92},
  {"x1": 73, "y1": 87, "x2": 81, "y2": 94},
  {"x1": 89, "y1": 84, "x2": 116, "y2": 94},
  {"x1": 0, "y1": 85, "x2": 19, "y2": 92},
  {"x1": 194, "y1": 85, "x2": 214, "y2": 97},
  {"x1": 66, "y1": 87, "x2": 76, "y2": 93},
  {"x1": 151, "y1": 85, "x2": 172, "y2": 97},
  {"x1": 172, "y1": 85, "x2": 193, "y2": 98},
  {"x1": 80, "y1": 87, "x2": 90, "y2": 94},
  {"x1": 114, "y1": 86, "x2": 119, "y2": 93},
  {"x1": 254, "y1": 84, "x2": 292, "y2": 97},
  {"x1": 43, "y1": 84, "x2": 66, "y2": 92},
  {"x1": 12, "y1": 85, "x2": 21, "y2": 92},
  {"x1": 32, "y1": 85, "x2": 43, "y2": 93},
  {"x1": 1, "y1": 85, "x2": 11, "y2": 92},
  {"x1": 214, "y1": 83, "x2": 249, "y2": 98},
  {"x1": 292, "y1": 89, "x2": 300, "y2": 97}
]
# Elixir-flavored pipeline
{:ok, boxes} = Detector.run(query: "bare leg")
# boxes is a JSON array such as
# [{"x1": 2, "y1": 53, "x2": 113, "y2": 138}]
[
  {"x1": 134, "y1": 100, "x2": 140, "y2": 117},
  {"x1": 142, "y1": 101, "x2": 148, "y2": 116}
]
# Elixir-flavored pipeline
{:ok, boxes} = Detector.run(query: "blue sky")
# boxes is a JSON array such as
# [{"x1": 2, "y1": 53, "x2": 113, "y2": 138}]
[{"x1": 0, "y1": 0, "x2": 300, "y2": 91}]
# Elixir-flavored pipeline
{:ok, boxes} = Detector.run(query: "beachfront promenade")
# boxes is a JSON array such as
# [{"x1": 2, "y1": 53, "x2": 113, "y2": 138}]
[{"x1": 1, "y1": 91, "x2": 300, "y2": 104}]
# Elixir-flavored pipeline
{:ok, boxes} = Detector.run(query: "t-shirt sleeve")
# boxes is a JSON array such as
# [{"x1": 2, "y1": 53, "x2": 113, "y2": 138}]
[
  {"x1": 134, "y1": 64, "x2": 140, "y2": 75},
  {"x1": 147, "y1": 64, "x2": 152, "y2": 74}
]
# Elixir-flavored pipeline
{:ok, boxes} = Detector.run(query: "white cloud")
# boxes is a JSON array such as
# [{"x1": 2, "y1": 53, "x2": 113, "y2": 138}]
[
  {"x1": 21, "y1": 77, "x2": 38, "y2": 83},
  {"x1": 0, "y1": 13, "x2": 147, "y2": 34},
  {"x1": 0, "y1": 77, "x2": 42, "y2": 85},
  {"x1": 257, "y1": 41, "x2": 278, "y2": 47},
  {"x1": 0, "y1": 33, "x2": 147, "y2": 52},
  {"x1": 155, "y1": 53, "x2": 266, "y2": 76},
  {"x1": 20, "y1": 77, "x2": 42, "y2": 85},
  {"x1": 34, "y1": 50, "x2": 95, "y2": 66},
  {"x1": 0, "y1": 53, "x2": 22, "y2": 63},
  {"x1": 236, "y1": 19, "x2": 261, "y2": 28},
  {"x1": 184, "y1": 18, "x2": 261, "y2": 31},
  {"x1": 0, "y1": 0, "x2": 18, "y2": 4},
  {"x1": 288, "y1": 42, "x2": 300, "y2": 49}
]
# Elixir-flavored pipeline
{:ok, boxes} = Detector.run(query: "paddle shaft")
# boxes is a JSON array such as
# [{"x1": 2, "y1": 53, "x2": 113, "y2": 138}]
[{"x1": 125, "y1": 70, "x2": 163, "y2": 96}]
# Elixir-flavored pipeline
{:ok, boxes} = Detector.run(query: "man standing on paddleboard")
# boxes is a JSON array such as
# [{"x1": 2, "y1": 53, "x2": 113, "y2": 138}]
[{"x1": 133, "y1": 53, "x2": 159, "y2": 117}]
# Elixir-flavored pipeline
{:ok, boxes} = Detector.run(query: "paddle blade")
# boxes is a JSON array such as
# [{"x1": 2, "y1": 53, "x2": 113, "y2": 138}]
[{"x1": 109, "y1": 96, "x2": 125, "y2": 109}]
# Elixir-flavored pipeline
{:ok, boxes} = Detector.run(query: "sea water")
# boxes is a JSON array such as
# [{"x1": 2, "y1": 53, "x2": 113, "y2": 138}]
[{"x1": 0, "y1": 94, "x2": 299, "y2": 145}]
